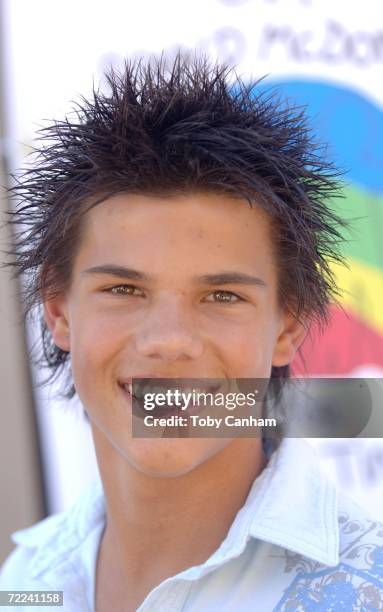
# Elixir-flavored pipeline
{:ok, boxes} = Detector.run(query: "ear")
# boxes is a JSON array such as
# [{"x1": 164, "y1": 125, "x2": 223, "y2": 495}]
[
  {"x1": 43, "y1": 294, "x2": 71, "y2": 352},
  {"x1": 272, "y1": 310, "x2": 308, "y2": 367}
]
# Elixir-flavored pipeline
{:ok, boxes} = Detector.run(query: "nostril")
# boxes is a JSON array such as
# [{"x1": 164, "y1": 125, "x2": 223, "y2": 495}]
[{"x1": 135, "y1": 333, "x2": 204, "y2": 361}]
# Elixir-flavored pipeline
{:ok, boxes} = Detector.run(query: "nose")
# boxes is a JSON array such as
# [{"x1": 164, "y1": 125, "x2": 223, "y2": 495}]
[{"x1": 134, "y1": 295, "x2": 204, "y2": 363}]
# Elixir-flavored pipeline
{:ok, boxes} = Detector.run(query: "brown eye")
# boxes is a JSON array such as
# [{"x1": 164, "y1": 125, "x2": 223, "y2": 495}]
[
  {"x1": 206, "y1": 291, "x2": 242, "y2": 303},
  {"x1": 107, "y1": 285, "x2": 144, "y2": 296}
]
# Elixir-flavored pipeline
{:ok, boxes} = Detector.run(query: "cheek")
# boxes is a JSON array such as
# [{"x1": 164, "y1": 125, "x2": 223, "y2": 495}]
[
  {"x1": 223, "y1": 325, "x2": 276, "y2": 377},
  {"x1": 69, "y1": 309, "x2": 127, "y2": 395}
]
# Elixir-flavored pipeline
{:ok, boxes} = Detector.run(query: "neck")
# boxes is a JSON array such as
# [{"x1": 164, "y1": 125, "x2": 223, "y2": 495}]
[{"x1": 92, "y1": 428, "x2": 266, "y2": 593}]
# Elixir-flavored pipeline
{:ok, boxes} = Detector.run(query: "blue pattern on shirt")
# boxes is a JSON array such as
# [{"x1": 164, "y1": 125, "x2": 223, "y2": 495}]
[{"x1": 274, "y1": 511, "x2": 383, "y2": 611}]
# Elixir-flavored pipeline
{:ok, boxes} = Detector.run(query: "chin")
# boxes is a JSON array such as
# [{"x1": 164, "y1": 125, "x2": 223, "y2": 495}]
[{"x1": 123, "y1": 437, "x2": 230, "y2": 479}]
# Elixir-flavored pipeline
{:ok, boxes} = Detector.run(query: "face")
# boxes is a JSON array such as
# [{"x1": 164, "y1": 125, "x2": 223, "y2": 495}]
[{"x1": 44, "y1": 192, "x2": 306, "y2": 477}]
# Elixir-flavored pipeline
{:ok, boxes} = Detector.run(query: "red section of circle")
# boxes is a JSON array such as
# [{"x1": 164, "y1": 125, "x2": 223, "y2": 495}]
[{"x1": 292, "y1": 305, "x2": 383, "y2": 375}]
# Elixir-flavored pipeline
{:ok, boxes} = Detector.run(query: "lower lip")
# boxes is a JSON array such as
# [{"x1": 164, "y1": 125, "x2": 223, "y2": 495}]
[{"x1": 118, "y1": 383, "x2": 222, "y2": 417}]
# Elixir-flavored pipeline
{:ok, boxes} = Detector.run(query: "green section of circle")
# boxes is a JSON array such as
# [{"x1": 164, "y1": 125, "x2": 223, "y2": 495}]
[{"x1": 328, "y1": 185, "x2": 383, "y2": 271}]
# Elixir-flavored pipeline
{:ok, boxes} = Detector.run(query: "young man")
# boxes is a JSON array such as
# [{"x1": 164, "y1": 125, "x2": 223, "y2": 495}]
[{"x1": 1, "y1": 57, "x2": 382, "y2": 611}]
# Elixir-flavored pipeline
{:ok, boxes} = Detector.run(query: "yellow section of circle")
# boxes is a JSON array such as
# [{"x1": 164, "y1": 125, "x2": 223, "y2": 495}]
[{"x1": 330, "y1": 258, "x2": 383, "y2": 335}]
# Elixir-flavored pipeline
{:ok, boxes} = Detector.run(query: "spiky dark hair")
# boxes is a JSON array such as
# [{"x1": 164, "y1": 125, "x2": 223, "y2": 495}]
[{"x1": 5, "y1": 54, "x2": 348, "y2": 400}]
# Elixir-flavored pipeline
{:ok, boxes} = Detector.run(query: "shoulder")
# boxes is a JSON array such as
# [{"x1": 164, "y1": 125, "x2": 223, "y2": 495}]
[
  {"x1": 0, "y1": 544, "x2": 40, "y2": 590},
  {"x1": 0, "y1": 510, "x2": 73, "y2": 589},
  {"x1": 0, "y1": 478, "x2": 105, "y2": 590},
  {"x1": 337, "y1": 493, "x2": 383, "y2": 575},
  {"x1": 274, "y1": 494, "x2": 383, "y2": 611}
]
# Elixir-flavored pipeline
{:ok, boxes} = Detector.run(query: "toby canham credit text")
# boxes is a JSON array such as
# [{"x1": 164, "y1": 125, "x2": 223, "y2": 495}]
[{"x1": 142, "y1": 415, "x2": 277, "y2": 428}]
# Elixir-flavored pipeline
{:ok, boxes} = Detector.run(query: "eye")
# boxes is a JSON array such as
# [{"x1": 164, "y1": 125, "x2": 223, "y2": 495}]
[
  {"x1": 104, "y1": 284, "x2": 144, "y2": 297},
  {"x1": 205, "y1": 290, "x2": 243, "y2": 304}
]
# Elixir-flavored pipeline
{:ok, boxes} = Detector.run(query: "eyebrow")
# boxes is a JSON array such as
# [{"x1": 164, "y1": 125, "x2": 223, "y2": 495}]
[
  {"x1": 82, "y1": 265, "x2": 152, "y2": 281},
  {"x1": 196, "y1": 272, "x2": 267, "y2": 287},
  {"x1": 82, "y1": 265, "x2": 267, "y2": 287}
]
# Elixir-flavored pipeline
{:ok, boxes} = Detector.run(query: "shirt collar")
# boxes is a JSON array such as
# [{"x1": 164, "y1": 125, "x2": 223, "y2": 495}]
[
  {"x1": 12, "y1": 437, "x2": 339, "y2": 584},
  {"x1": 229, "y1": 437, "x2": 339, "y2": 566}
]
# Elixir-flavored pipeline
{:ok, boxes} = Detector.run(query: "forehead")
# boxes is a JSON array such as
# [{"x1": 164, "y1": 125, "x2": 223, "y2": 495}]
[{"x1": 76, "y1": 192, "x2": 277, "y2": 278}]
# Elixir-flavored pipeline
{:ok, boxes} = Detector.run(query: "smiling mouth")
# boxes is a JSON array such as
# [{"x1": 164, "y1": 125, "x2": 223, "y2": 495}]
[{"x1": 118, "y1": 379, "x2": 225, "y2": 418}]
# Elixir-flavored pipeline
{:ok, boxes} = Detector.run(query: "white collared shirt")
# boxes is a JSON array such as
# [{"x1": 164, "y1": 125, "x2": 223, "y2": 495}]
[{"x1": 1, "y1": 438, "x2": 383, "y2": 611}]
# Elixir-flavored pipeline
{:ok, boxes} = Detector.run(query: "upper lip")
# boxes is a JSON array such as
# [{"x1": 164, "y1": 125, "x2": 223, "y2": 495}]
[{"x1": 120, "y1": 375, "x2": 175, "y2": 382}]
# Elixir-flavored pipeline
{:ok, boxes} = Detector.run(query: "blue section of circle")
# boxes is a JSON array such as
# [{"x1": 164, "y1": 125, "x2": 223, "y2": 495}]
[{"x1": 259, "y1": 80, "x2": 383, "y2": 193}]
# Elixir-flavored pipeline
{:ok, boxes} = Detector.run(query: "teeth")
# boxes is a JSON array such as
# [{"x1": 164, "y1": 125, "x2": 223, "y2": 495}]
[
  {"x1": 151, "y1": 385, "x2": 166, "y2": 395},
  {"x1": 122, "y1": 382, "x2": 221, "y2": 398},
  {"x1": 136, "y1": 384, "x2": 146, "y2": 399},
  {"x1": 123, "y1": 383, "x2": 133, "y2": 395}
]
